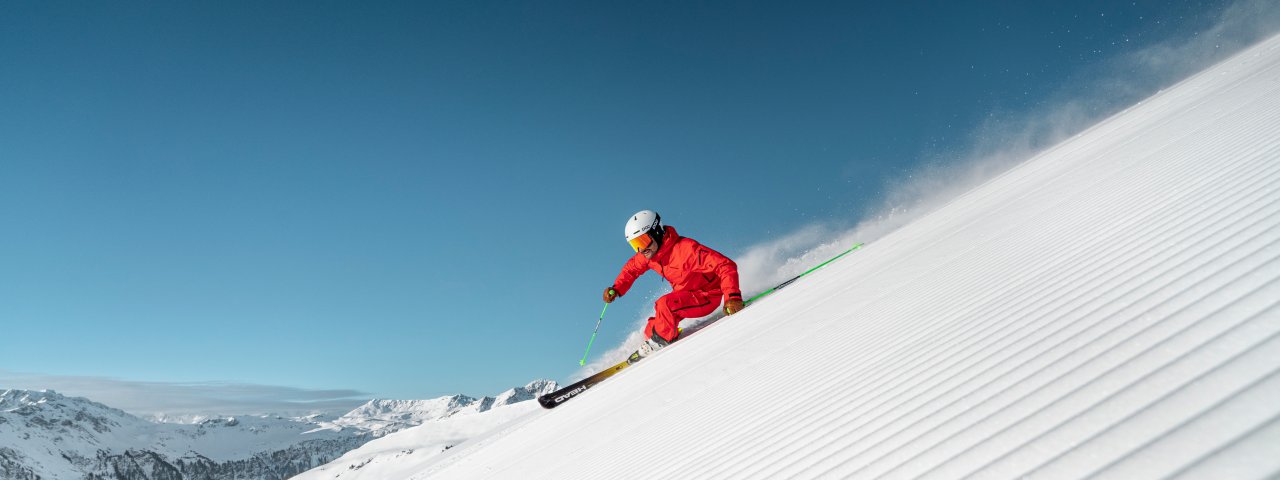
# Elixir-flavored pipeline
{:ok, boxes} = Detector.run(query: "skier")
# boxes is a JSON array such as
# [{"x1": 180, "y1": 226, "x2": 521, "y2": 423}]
[{"x1": 603, "y1": 210, "x2": 745, "y2": 356}]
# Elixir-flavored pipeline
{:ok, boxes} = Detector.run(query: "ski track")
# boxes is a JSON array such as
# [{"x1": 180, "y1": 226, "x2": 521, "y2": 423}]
[{"x1": 309, "y1": 34, "x2": 1280, "y2": 480}]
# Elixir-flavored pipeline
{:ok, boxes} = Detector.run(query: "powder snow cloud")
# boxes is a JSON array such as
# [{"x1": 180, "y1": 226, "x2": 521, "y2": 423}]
[{"x1": 737, "y1": 0, "x2": 1280, "y2": 296}]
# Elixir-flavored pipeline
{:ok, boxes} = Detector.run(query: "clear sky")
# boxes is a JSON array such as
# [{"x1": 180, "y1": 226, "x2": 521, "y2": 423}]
[{"x1": 2, "y1": 0, "x2": 1274, "y2": 414}]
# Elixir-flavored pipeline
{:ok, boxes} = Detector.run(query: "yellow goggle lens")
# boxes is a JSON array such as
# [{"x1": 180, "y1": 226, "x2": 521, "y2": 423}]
[{"x1": 628, "y1": 234, "x2": 653, "y2": 252}]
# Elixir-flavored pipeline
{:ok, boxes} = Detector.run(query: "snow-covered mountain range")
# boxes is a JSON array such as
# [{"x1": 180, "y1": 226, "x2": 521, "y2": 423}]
[
  {"x1": 317, "y1": 380, "x2": 553, "y2": 437},
  {"x1": 0, "y1": 380, "x2": 555, "y2": 479},
  {"x1": 293, "y1": 32, "x2": 1280, "y2": 479}
]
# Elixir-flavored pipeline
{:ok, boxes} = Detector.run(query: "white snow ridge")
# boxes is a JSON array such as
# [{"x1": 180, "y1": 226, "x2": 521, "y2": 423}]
[{"x1": 305, "y1": 34, "x2": 1280, "y2": 479}]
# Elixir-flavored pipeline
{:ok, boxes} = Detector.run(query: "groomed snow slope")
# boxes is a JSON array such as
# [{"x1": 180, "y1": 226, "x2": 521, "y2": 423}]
[{"x1": 395, "y1": 34, "x2": 1280, "y2": 479}]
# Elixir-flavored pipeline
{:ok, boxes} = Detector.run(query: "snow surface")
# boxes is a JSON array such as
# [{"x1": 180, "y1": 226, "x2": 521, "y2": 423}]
[
  {"x1": 303, "y1": 33, "x2": 1280, "y2": 479},
  {"x1": 294, "y1": 401, "x2": 543, "y2": 479}
]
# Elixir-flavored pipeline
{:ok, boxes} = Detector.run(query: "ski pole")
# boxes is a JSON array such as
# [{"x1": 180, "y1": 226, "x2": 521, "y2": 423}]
[
  {"x1": 746, "y1": 243, "x2": 864, "y2": 305},
  {"x1": 579, "y1": 299, "x2": 611, "y2": 366}
]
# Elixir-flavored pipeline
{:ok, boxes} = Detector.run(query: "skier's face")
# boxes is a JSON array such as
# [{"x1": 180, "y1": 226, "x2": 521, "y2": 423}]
[{"x1": 640, "y1": 238, "x2": 660, "y2": 259}]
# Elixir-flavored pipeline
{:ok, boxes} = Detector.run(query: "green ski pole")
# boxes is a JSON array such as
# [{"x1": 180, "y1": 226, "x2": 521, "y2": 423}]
[
  {"x1": 746, "y1": 243, "x2": 864, "y2": 305},
  {"x1": 579, "y1": 298, "x2": 612, "y2": 366}
]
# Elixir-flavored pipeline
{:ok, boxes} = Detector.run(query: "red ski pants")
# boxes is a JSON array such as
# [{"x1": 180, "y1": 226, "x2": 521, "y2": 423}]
[{"x1": 644, "y1": 290, "x2": 721, "y2": 342}]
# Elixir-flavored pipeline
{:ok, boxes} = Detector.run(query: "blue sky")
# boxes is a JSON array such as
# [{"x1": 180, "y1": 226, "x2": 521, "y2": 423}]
[{"x1": 2, "y1": 0, "x2": 1274, "y2": 414}]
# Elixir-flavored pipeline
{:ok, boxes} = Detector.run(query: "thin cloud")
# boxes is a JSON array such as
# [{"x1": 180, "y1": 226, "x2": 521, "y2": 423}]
[{"x1": 0, "y1": 370, "x2": 369, "y2": 420}]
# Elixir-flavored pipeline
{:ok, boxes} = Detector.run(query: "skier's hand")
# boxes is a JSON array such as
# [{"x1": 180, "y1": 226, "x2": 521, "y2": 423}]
[
  {"x1": 724, "y1": 298, "x2": 745, "y2": 316},
  {"x1": 603, "y1": 287, "x2": 619, "y2": 303}
]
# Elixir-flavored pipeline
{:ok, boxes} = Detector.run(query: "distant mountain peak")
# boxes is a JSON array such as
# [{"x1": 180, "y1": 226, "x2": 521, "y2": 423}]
[{"x1": 328, "y1": 379, "x2": 559, "y2": 433}]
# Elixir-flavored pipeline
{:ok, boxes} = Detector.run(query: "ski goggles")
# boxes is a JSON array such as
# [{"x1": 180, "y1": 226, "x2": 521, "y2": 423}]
[{"x1": 628, "y1": 234, "x2": 654, "y2": 253}]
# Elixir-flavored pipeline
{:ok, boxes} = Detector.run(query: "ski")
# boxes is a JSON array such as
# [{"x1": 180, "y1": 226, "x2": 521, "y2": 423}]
[{"x1": 538, "y1": 350, "x2": 645, "y2": 409}]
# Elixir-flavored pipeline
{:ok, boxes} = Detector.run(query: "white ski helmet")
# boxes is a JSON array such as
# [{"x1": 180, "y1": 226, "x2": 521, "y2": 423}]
[{"x1": 624, "y1": 210, "x2": 664, "y2": 252}]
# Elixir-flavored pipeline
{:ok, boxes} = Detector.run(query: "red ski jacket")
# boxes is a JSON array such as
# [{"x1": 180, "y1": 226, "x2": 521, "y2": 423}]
[{"x1": 612, "y1": 226, "x2": 743, "y2": 304}]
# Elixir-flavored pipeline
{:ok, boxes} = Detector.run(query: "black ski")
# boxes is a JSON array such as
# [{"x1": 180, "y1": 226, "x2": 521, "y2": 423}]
[{"x1": 538, "y1": 351, "x2": 644, "y2": 409}]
